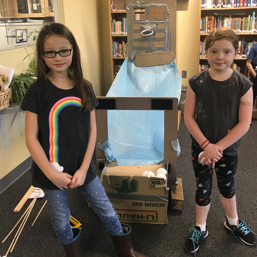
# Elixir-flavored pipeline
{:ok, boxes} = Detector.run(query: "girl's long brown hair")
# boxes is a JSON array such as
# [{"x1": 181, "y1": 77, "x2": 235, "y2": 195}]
[{"x1": 36, "y1": 23, "x2": 93, "y2": 111}]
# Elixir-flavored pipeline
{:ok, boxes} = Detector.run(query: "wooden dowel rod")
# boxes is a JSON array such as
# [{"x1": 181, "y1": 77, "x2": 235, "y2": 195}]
[
  {"x1": 13, "y1": 186, "x2": 35, "y2": 213},
  {"x1": 5, "y1": 198, "x2": 36, "y2": 256},
  {"x1": 10, "y1": 199, "x2": 36, "y2": 253},
  {"x1": 5, "y1": 202, "x2": 33, "y2": 257},
  {"x1": 2, "y1": 200, "x2": 33, "y2": 243},
  {"x1": 31, "y1": 200, "x2": 47, "y2": 227}
]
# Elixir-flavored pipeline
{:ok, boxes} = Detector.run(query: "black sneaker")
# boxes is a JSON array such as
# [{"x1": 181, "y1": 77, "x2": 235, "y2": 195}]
[
  {"x1": 224, "y1": 219, "x2": 256, "y2": 246},
  {"x1": 185, "y1": 226, "x2": 208, "y2": 253}
]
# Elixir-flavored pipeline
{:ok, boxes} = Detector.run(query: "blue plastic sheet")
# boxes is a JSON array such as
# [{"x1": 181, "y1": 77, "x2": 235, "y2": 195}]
[{"x1": 99, "y1": 58, "x2": 181, "y2": 165}]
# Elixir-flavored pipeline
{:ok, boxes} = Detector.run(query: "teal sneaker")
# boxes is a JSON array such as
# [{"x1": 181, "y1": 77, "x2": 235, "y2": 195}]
[
  {"x1": 185, "y1": 226, "x2": 208, "y2": 253},
  {"x1": 224, "y1": 218, "x2": 256, "y2": 246}
]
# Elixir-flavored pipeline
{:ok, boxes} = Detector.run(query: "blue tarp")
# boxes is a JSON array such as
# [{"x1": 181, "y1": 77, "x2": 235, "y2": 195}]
[{"x1": 98, "y1": 58, "x2": 181, "y2": 165}]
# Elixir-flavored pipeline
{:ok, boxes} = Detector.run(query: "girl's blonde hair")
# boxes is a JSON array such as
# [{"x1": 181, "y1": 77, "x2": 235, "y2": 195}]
[{"x1": 205, "y1": 27, "x2": 239, "y2": 51}]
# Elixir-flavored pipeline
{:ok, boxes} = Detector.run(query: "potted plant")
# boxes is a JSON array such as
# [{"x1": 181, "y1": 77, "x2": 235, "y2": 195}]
[
  {"x1": 8, "y1": 30, "x2": 39, "y2": 105},
  {"x1": 9, "y1": 72, "x2": 36, "y2": 105}
]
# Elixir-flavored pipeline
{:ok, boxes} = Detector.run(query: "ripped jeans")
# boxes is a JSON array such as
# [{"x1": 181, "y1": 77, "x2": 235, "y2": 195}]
[{"x1": 44, "y1": 176, "x2": 123, "y2": 245}]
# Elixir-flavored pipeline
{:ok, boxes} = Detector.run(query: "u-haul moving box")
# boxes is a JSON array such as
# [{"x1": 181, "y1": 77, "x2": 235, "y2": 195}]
[
  {"x1": 102, "y1": 162, "x2": 169, "y2": 224},
  {"x1": 96, "y1": 97, "x2": 179, "y2": 224}
]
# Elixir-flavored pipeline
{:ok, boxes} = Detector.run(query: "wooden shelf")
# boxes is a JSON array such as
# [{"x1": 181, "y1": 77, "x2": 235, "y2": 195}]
[
  {"x1": 0, "y1": 105, "x2": 21, "y2": 115},
  {"x1": 111, "y1": 10, "x2": 145, "y2": 13},
  {"x1": 200, "y1": 57, "x2": 247, "y2": 60},
  {"x1": 111, "y1": 10, "x2": 126, "y2": 13},
  {"x1": 200, "y1": 33, "x2": 257, "y2": 36},
  {"x1": 112, "y1": 34, "x2": 127, "y2": 37},
  {"x1": 201, "y1": 7, "x2": 257, "y2": 11},
  {"x1": 110, "y1": 4, "x2": 128, "y2": 82}
]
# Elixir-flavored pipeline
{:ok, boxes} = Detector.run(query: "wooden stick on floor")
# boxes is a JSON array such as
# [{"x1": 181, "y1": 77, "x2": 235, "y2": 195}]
[
  {"x1": 10, "y1": 199, "x2": 36, "y2": 253},
  {"x1": 2, "y1": 200, "x2": 34, "y2": 243},
  {"x1": 5, "y1": 198, "x2": 36, "y2": 256},
  {"x1": 13, "y1": 186, "x2": 35, "y2": 213},
  {"x1": 31, "y1": 200, "x2": 47, "y2": 227}
]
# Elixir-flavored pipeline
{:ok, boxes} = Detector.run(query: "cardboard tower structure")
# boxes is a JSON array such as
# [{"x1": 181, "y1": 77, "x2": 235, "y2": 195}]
[{"x1": 95, "y1": 0, "x2": 188, "y2": 224}]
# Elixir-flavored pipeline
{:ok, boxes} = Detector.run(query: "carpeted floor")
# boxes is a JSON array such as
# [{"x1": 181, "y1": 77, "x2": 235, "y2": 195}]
[{"x1": 1, "y1": 118, "x2": 257, "y2": 257}]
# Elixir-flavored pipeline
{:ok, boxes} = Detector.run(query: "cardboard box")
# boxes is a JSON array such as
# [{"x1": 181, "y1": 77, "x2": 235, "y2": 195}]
[
  {"x1": 114, "y1": 0, "x2": 189, "y2": 67},
  {"x1": 111, "y1": 199, "x2": 169, "y2": 224},
  {"x1": 102, "y1": 162, "x2": 169, "y2": 224},
  {"x1": 96, "y1": 97, "x2": 179, "y2": 224},
  {"x1": 170, "y1": 177, "x2": 184, "y2": 211}
]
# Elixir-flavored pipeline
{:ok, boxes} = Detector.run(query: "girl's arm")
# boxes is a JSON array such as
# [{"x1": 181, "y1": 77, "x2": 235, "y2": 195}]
[
  {"x1": 216, "y1": 88, "x2": 253, "y2": 151},
  {"x1": 25, "y1": 111, "x2": 72, "y2": 189},
  {"x1": 69, "y1": 109, "x2": 97, "y2": 189},
  {"x1": 246, "y1": 59, "x2": 256, "y2": 78},
  {"x1": 184, "y1": 85, "x2": 207, "y2": 145},
  {"x1": 184, "y1": 85, "x2": 222, "y2": 165}
]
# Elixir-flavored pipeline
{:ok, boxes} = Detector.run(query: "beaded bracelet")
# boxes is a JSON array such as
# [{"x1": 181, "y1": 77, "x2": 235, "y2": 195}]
[
  {"x1": 200, "y1": 139, "x2": 209, "y2": 148},
  {"x1": 202, "y1": 142, "x2": 210, "y2": 149}
]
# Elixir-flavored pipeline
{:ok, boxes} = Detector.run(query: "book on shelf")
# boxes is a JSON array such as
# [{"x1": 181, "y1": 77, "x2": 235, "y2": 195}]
[
  {"x1": 114, "y1": 65, "x2": 122, "y2": 78},
  {"x1": 111, "y1": 18, "x2": 127, "y2": 35},
  {"x1": 201, "y1": 0, "x2": 257, "y2": 8},
  {"x1": 200, "y1": 12, "x2": 257, "y2": 33},
  {"x1": 200, "y1": 39, "x2": 256, "y2": 58},
  {"x1": 112, "y1": 41, "x2": 128, "y2": 57},
  {"x1": 27, "y1": 0, "x2": 32, "y2": 14}
]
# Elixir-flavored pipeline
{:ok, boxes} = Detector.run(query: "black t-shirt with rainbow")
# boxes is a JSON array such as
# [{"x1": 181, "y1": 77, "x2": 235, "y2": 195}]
[{"x1": 21, "y1": 79, "x2": 99, "y2": 190}]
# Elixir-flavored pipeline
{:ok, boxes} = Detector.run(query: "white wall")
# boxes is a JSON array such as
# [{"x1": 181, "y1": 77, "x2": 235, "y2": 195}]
[
  {"x1": 59, "y1": 0, "x2": 104, "y2": 96},
  {"x1": 0, "y1": 112, "x2": 30, "y2": 179}
]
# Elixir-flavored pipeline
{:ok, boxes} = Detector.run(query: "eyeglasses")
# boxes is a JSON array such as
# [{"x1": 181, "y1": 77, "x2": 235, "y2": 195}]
[{"x1": 43, "y1": 48, "x2": 73, "y2": 58}]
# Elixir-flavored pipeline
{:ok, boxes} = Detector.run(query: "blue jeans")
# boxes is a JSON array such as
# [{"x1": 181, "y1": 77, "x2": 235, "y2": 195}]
[{"x1": 44, "y1": 176, "x2": 123, "y2": 245}]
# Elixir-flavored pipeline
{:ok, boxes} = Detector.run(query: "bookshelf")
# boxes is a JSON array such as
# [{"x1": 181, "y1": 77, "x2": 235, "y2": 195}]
[
  {"x1": 198, "y1": 2, "x2": 257, "y2": 75},
  {"x1": 109, "y1": 2, "x2": 146, "y2": 81},
  {"x1": 198, "y1": 0, "x2": 257, "y2": 117},
  {"x1": 109, "y1": 4, "x2": 128, "y2": 81}
]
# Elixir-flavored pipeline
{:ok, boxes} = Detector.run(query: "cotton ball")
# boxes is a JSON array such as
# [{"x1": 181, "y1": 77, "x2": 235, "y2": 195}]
[
  {"x1": 51, "y1": 162, "x2": 64, "y2": 172},
  {"x1": 142, "y1": 170, "x2": 155, "y2": 178},
  {"x1": 156, "y1": 168, "x2": 167, "y2": 176},
  {"x1": 198, "y1": 151, "x2": 208, "y2": 166},
  {"x1": 156, "y1": 173, "x2": 167, "y2": 181}
]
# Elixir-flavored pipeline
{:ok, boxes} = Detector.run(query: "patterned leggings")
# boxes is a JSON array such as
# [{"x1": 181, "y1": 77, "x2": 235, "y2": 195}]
[{"x1": 192, "y1": 143, "x2": 237, "y2": 206}]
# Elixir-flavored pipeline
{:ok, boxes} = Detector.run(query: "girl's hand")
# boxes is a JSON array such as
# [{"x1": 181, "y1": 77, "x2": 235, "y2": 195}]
[
  {"x1": 204, "y1": 143, "x2": 222, "y2": 160},
  {"x1": 199, "y1": 144, "x2": 223, "y2": 168},
  {"x1": 48, "y1": 172, "x2": 72, "y2": 190},
  {"x1": 69, "y1": 169, "x2": 87, "y2": 189}
]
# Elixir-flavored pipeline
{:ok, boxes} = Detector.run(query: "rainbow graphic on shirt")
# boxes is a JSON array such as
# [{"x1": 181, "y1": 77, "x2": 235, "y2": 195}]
[{"x1": 49, "y1": 96, "x2": 82, "y2": 163}]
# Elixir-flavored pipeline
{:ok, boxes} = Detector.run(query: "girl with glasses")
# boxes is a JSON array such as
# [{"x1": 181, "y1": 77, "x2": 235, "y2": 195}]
[{"x1": 21, "y1": 23, "x2": 147, "y2": 257}]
